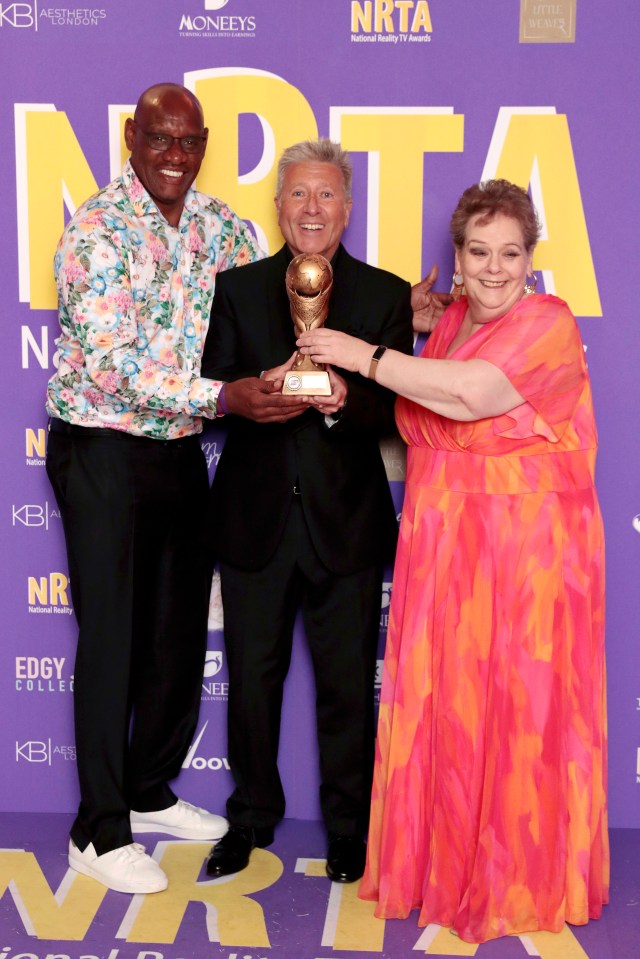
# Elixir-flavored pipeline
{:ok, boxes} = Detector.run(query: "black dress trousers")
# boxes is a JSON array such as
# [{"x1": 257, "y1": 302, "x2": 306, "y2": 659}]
[
  {"x1": 221, "y1": 495, "x2": 381, "y2": 839},
  {"x1": 46, "y1": 421, "x2": 211, "y2": 855}
]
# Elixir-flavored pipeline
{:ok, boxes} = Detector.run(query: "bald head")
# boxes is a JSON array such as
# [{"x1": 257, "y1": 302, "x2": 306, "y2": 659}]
[
  {"x1": 124, "y1": 83, "x2": 208, "y2": 226},
  {"x1": 134, "y1": 83, "x2": 205, "y2": 128}
]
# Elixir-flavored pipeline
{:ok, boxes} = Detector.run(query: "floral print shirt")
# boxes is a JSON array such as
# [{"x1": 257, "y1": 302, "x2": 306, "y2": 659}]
[{"x1": 46, "y1": 160, "x2": 263, "y2": 439}]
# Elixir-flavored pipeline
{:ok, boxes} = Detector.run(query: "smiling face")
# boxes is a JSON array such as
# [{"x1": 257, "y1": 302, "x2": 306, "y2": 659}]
[
  {"x1": 124, "y1": 88, "x2": 208, "y2": 227},
  {"x1": 276, "y1": 161, "x2": 352, "y2": 262},
  {"x1": 456, "y1": 213, "x2": 533, "y2": 325}
]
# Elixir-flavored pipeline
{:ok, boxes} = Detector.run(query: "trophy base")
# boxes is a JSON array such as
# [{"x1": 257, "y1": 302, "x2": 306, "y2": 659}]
[{"x1": 282, "y1": 369, "x2": 332, "y2": 395}]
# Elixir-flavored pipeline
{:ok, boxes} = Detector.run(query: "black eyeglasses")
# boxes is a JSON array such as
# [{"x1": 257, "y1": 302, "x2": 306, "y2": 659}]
[{"x1": 140, "y1": 130, "x2": 207, "y2": 155}]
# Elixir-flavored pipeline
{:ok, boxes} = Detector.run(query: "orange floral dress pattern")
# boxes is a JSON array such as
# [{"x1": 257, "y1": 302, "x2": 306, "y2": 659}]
[{"x1": 359, "y1": 294, "x2": 608, "y2": 943}]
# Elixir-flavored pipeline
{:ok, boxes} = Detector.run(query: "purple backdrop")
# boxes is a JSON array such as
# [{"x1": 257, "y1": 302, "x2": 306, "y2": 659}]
[{"x1": 0, "y1": 0, "x2": 637, "y2": 831}]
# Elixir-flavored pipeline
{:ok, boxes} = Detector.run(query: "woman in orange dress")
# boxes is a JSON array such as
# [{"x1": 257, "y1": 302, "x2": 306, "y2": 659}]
[{"x1": 297, "y1": 179, "x2": 608, "y2": 943}]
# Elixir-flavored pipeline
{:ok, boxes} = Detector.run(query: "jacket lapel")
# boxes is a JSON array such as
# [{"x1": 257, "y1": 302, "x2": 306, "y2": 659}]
[{"x1": 327, "y1": 245, "x2": 360, "y2": 334}]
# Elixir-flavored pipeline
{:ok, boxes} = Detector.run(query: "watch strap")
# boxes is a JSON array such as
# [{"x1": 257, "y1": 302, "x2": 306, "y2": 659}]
[{"x1": 368, "y1": 344, "x2": 387, "y2": 380}]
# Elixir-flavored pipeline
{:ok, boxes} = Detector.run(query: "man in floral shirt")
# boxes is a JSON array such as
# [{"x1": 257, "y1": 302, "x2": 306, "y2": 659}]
[{"x1": 46, "y1": 82, "x2": 307, "y2": 895}]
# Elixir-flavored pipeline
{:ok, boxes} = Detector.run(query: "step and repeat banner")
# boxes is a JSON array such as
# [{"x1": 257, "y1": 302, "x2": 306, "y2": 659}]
[{"x1": 1, "y1": 0, "x2": 638, "y2": 829}]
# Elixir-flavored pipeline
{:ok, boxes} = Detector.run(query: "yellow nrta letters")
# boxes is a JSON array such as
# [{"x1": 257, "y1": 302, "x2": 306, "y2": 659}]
[
  {"x1": 487, "y1": 111, "x2": 601, "y2": 316},
  {"x1": 188, "y1": 69, "x2": 318, "y2": 255},
  {"x1": 0, "y1": 850, "x2": 107, "y2": 939},
  {"x1": 17, "y1": 85, "x2": 600, "y2": 320},
  {"x1": 18, "y1": 108, "x2": 98, "y2": 310},
  {"x1": 124, "y1": 843, "x2": 282, "y2": 946},
  {"x1": 337, "y1": 110, "x2": 464, "y2": 284}
]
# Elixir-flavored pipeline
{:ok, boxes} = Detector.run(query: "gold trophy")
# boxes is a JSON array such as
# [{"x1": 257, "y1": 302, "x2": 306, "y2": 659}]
[{"x1": 282, "y1": 252, "x2": 333, "y2": 395}]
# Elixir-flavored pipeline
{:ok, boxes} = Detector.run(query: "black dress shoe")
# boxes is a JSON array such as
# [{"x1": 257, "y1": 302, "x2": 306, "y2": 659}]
[
  {"x1": 325, "y1": 834, "x2": 367, "y2": 883},
  {"x1": 206, "y1": 824, "x2": 274, "y2": 877}
]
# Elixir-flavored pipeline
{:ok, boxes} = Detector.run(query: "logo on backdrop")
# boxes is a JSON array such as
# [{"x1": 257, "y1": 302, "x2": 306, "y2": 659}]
[
  {"x1": 380, "y1": 581, "x2": 392, "y2": 629},
  {"x1": 202, "y1": 649, "x2": 228, "y2": 701},
  {"x1": 380, "y1": 436, "x2": 406, "y2": 481},
  {"x1": 25, "y1": 426, "x2": 45, "y2": 466},
  {"x1": 632, "y1": 514, "x2": 640, "y2": 534},
  {"x1": 12, "y1": 501, "x2": 60, "y2": 530},
  {"x1": 0, "y1": 3, "x2": 107, "y2": 29},
  {"x1": 15, "y1": 739, "x2": 76, "y2": 764},
  {"x1": 179, "y1": 0, "x2": 256, "y2": 38},
  {"x1": 201, "y1": 436, "x2": 223, "y2": 470},
  {"x1": 350, "y1": 0, "x2": 433, "y2": 44},
  {"x1": 374, "y1": 659, "x2": 384, "y2": 708},
  {"x1": 204, "y1": 651, "x2": 223, "y2": 677},
  {"x1": 182, "y1": 722, "x2": 230, "y2": 771},
  {"x1": 0, "y1": 2, "x2": 35, "y2": 28},
  {"x1": 27, "y1": 572, "x2": 73, "y2": 615},
  {"x1": 519, "y1": 0, "x2": 576, "y2": 43},
  {"x1": 16, "y1": 656, "x2": 73, "y2": 693},
  {"x1": 376, "y1": 583, "x2": 392, "y2": 706}
]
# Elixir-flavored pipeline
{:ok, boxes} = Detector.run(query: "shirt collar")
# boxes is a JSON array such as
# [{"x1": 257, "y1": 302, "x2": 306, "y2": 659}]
[{"x1": 121, "y1": 159, "x2": 198, "y2": 227}]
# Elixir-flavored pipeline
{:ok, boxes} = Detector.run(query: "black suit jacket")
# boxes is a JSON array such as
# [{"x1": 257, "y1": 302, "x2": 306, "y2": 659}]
[{"x1": 202, "y1": 243, "x2": 413, "y2": 575}]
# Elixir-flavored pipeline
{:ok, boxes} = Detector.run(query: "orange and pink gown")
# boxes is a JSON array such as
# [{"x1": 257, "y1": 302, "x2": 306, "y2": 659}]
[{"x1": 360, "y1": 294, "x2": 608, "y2": 943}]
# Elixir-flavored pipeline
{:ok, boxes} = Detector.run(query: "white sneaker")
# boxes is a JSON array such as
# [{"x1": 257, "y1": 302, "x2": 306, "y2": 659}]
[
  {"x1": 130, "y1": 799, "x2": 228, "y2": 840},
  {"x1": 68, "y1": 840, "x2": 168, "y2": 894}
]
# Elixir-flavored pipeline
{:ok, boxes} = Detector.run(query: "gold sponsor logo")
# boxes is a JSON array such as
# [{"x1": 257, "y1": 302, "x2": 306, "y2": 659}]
[
  {"x1": 27, "y1": 572, "x2": 70, "y2": 608},
  {"x1": 351, "y1": 0, "x2": 433, "y2": 37},
  {"x1": 520, "y1": 0, "x2": 576, "y2": 43}
]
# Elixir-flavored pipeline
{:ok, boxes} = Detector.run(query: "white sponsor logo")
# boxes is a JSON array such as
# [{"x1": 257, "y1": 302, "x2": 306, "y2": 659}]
[
  {"x1": 0, "y1": 3, "x2": 106, "y2": 28},
  {"x1": 182, "y1": 722, "x2": 230, "y2": 771},
  {"x1": 0, "y1": 2, "x2": 35, "y2": 28},
  {"x1": 380, "y1": 581, "x2": 392, "y2": 629},
  {"x1": 40, "y1": 7, "x2": 106, "y2": 25},
  {"x1": 16, "y1": 656, "x2": 65, "y2": 680},
  {"x1": 202, "y1": 651, "x2": 228, "y2": 700},
  {"x1": 15, "y1": 656, "x2": 73, "y2": 692},
  {"x1": 204, "y1": 650, "x2": 223, "y2": 677},
  {"x1": 201, "y1": 437, "x2": 223, "y2": 470},
  {"x1": 179, "y1": 0, "x2": 256, "y2": 37},
  {"x1": 16, "y1": 740, "x2": 51, "y2": 763},
  {"x1": 381, "y1": 582, "x2": 392, "y2": 610},
  {"x1": 16, "y1": 739, "x2": 76, "y2": 762},
  {"x1": 12, "y1": 503, "x2": 52, "y2": 528}
]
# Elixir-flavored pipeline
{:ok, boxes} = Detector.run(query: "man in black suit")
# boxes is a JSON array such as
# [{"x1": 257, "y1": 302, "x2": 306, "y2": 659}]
[{"x1": 203, "y1": 139, "x2": 413, "y2": 883}]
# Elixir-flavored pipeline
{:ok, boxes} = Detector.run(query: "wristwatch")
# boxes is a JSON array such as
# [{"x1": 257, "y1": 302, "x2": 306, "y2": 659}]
[{"x1": 368, "y1": 344, "x2": 387, "y2": 380}]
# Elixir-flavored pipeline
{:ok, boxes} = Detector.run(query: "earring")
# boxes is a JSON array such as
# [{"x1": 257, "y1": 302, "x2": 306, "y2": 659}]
[
  {"x1": 451, "y1": 272, "x2": 466, "y2": 300},
  {"x1": 523, "y1": 273, "x2": 537, "y2": 296}
]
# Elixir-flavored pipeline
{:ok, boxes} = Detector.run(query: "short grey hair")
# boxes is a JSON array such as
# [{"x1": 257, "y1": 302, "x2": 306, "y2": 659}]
[{"x1": 276, "y1": 138, "x2": 353, "y2": 201}]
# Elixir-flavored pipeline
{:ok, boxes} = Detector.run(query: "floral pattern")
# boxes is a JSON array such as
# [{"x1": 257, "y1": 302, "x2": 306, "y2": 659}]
[{"x1": 46, "y1": 160, "x2": 263, "y2": 439}]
